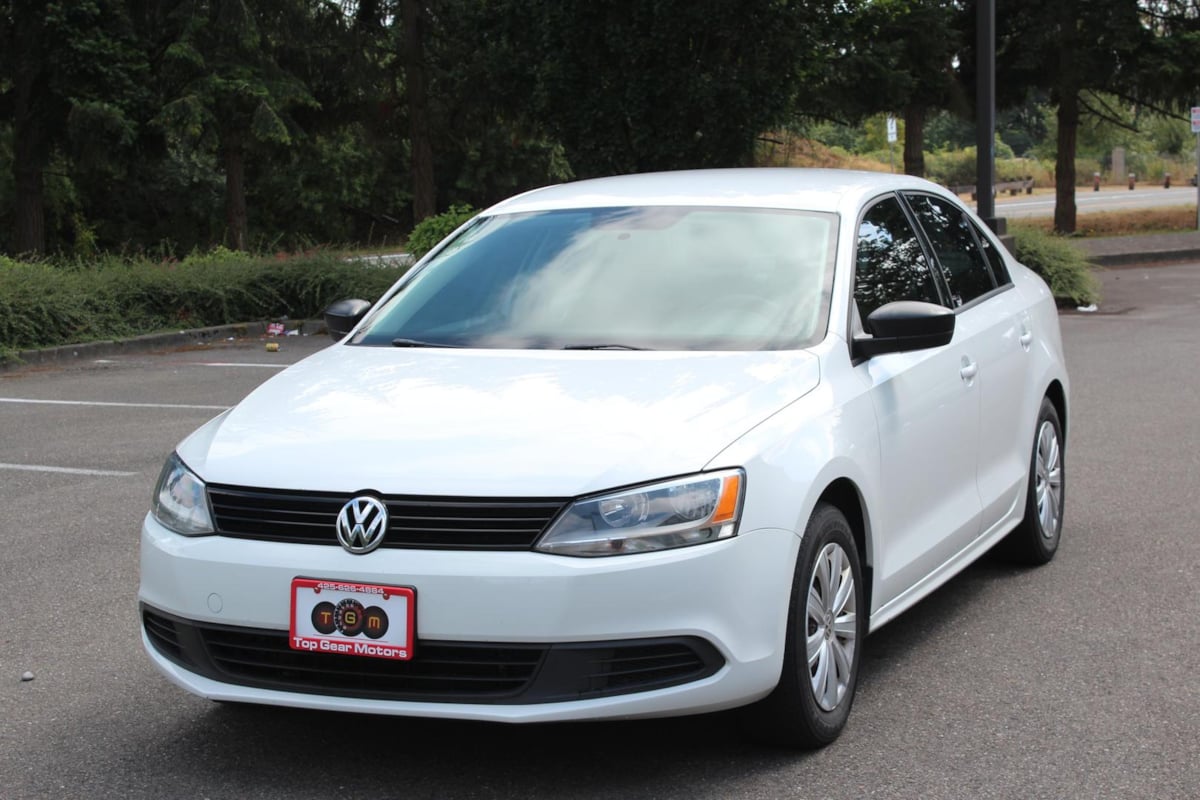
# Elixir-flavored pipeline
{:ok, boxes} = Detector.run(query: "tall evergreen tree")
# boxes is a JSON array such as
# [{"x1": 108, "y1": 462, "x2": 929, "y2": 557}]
[
  {"x1": 400, "y1": 0, "x2": 434, "y2": 222},
  {"x1": 1, "y1": 0, "x2": 146, "y2": 253},
  {"x1": 494, "y1": 0, "x2": 825, "y2": 177},
  {"x1": 153, "y1": 0, "x2": 317, "y2": 249},
  {"x1": 825, "y1": 0, "x2": 965, "y2": 178},
  {"x1": 986, "y1": 0, "x2": 1181, "y2": 233},
  {"x1": 342, "y1": 0, "x2": 439, "y2": 224}
]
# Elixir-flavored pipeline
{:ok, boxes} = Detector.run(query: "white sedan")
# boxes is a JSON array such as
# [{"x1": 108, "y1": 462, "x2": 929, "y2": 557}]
[{"x1": 140, "y1": 169, "x2": 1068, "y2": 748}]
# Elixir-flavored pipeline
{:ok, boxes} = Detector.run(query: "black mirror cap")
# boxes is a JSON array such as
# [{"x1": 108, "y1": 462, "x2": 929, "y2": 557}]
[
  {"x1": 324, "y1": 299, "x2": 372, "y2": 342},
  {"x1": 853, "y1": 301, "x2": 955, "y2": 359}
]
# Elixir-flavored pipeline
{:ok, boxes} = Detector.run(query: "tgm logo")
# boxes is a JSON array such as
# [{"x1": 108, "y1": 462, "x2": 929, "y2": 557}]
[{"x1": 335, "y1": 496, "x2": 389, "y2": 554}]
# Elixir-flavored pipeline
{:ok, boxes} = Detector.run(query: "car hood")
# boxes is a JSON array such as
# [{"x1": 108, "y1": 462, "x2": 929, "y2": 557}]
[{"x1": 178, "y1": 345, "x2": 820, "y2": 497}]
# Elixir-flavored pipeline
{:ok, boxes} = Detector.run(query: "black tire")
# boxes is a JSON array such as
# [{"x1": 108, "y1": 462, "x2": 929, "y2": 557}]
[
  {"x1": 999, "y1": 397, "x2": 1065, "y2": 565},
  {"x1": 741, "y1": 503, "x2": 865, "y2": 748}
]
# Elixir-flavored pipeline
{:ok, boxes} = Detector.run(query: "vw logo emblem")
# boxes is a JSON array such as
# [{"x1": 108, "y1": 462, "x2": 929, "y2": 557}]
[{"x1": 336, "y1": 496, "x2": 389, "y2": 554}]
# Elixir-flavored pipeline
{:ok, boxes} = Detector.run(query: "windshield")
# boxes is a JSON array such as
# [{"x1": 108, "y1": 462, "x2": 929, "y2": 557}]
[{"x1": 352, "y1": 206, "x2": 837, "y2": 351}]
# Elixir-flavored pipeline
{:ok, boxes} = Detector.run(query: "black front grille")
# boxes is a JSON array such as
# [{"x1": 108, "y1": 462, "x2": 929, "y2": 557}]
[
  {"x1": 205, "y1": 626, "x2": 542, "y2": 699},
  {"x1": 143, "y1": 609, "x2": 185, "y2": 663},
  {"x1": 207, "y1": 486, "x2": 567, "y2": 550},
  {"x1": 142, "y1": 607, "x2": 724, "y2": 704},
  {"x1": 589, "y1": 643, "x2": 714, "y2": 692}
]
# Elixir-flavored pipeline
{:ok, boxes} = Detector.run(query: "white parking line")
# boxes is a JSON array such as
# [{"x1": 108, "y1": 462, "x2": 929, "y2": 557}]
[
  {"x1": 91, "y1": 359, "x2": 287, "y2": 369},
  {"x1": 0, "y1": 397, "x2": 228, "y2": 411},
  {"x1": 0, "y1": 462, "x2": 139, "y2": 477},
  {"x1": 197, "y1": 362, "x2": 289, "y2": 369}
]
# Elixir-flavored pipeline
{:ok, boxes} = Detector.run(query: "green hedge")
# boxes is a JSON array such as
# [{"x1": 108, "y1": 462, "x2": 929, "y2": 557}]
[
  {"x1": 1010, "y1": 227, "x2": 1101, "y2": 305},
  {"x1": 1, "y1": 231, "x2": 1102, "y2": 359},
  {"x1": 0, "y1": 249, "x2": 402, "y2": 355}
]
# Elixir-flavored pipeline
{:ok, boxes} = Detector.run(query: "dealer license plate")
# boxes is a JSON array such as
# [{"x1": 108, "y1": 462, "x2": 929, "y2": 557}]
[{"x1": 289, "y1": 577, "x2": 415, "y2": 660}]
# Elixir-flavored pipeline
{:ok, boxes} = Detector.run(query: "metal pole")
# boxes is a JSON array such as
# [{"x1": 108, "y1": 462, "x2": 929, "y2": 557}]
[
  {"x1": 976, "y1": 0, "x2": 999, "y2": 232},
  {"x1": 1195, "y1": 133, "x2": 1199, "y2": 230}
]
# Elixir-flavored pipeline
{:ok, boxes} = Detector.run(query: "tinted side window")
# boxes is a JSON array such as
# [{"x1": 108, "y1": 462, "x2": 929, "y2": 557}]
[
  {"x1": 855, "y1": 197, "x2": 942, "y2": 319},
  {"x1": 905, "y1": 194, "x2": 996, "y2": 306}
]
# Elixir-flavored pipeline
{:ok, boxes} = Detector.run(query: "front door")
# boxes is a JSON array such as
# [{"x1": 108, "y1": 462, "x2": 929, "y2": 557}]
[{"x1": 852, "y1": 195, "x2": 983, "y2": 610}]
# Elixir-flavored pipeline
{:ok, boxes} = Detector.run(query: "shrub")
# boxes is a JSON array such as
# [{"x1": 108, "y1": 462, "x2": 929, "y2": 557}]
[
  {"x1": 1010, "y1": 227, "x2": 1101, "y2": 305},
  {"x1": 924, "y1": 150, "x2": 1051, "y2": 189},
  {"x1": 925, "y1": 148, "x2": 978, "y2": 186},
  {"x1": 0, "y1": 251, "x2": 402, "y2": 354},
  {"x1": 405, "y1": 204, "x2": 479, "y2": 260}
]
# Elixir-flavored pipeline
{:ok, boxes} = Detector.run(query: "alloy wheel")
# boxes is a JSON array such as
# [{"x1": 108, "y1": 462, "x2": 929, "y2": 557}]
[
  {"x1": 1035, "y1": 420, "x2": 1063, "y2": 538},
  {"x1": 806, "y1": 542, "x2": 857, "y2": 712}
]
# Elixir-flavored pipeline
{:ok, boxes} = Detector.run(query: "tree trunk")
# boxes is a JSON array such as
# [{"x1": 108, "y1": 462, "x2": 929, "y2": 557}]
[
  {"x1": 12, "y1": 143, "x2": 46, "y2": 256},
  {"x1": 903, "y1": 105, "x2": 926, "y2": 178},
  {"x1": 403, "y1": 0, "x2": 436, "y2": 223},
  {"x1": 1052, "y1": 0, "x2": 1079, "y2": 235},
  {"x1": 11, "y1": 11, "x2": 46, "y2": 255},
  {"x1": 1054, "y1": 96, "x2": 1078, "y2": 235},
  {"x1": 223, "y1": 131, "x2": 248, "y2": 251}
]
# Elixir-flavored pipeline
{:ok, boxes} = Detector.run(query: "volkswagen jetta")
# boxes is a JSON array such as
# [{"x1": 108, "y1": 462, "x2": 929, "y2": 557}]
[{"x1": 140, "y1": 169, "x2": 1068, "y2": 747}]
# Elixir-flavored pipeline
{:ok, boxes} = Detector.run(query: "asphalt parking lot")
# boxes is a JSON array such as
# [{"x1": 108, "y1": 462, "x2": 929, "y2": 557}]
[{"x1": 2, "y1": 264, "x2": 1198, "y2": 799}]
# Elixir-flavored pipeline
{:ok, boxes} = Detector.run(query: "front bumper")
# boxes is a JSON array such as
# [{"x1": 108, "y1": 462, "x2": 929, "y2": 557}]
[{"x1": 138, "y1": 513, "x2": 799, "y2": 722}]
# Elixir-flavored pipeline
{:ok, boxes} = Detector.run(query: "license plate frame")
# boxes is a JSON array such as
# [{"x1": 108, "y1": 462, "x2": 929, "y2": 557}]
[{"x1": 289, "y1": 577, "x2": 415, "y2": 661}]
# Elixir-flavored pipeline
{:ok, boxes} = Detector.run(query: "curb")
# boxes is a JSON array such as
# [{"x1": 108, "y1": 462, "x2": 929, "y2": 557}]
[
  {"x1": 1, "y1": 319, "x2": 325, "y2": 373},
  {"x1": 1082, "y1": 248, "x2": 1200, "y2": 268}
]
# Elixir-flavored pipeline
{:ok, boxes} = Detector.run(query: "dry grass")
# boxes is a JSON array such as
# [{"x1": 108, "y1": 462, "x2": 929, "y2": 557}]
[
  {"x1": 756, "y1": 134, "x2": 892, "y2": 172},
  {"x1": 1013, "y1": 206, "x2": 1198, "y2": 237},
  {"x1": 755, "y1": 133, "x2": 1198, "y2": 238}
]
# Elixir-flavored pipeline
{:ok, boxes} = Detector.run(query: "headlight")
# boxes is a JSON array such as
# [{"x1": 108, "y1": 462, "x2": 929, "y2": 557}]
[
  {"x1": 152, "y1": 453, "x2": 215, "y2": 535},
  {"x1": 536, "y1": 470, "x2": 744, "y2": 557}
]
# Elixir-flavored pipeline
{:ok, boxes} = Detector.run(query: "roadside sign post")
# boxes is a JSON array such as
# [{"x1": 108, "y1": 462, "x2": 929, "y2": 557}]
[
  {"x1": 1193, "y1": 107, "x2": 1200, "y2": 230},
  {"x1": 886, "y1": 115, "x2": 898, "y2": 173}
]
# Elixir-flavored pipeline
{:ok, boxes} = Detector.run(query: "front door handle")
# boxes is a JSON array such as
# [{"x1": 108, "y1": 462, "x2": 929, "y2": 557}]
[{"x1": 960, "y1": 358, "x2": 978, "y2": 382}]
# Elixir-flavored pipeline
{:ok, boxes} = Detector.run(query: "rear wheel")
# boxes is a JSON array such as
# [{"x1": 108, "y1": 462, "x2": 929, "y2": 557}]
[
  {"x1": 1000, "y1": 397, "x2": 1065, "y2": 565},
  {"x1": 742, "y1": 503, "x2": 865, "y2": 748}
]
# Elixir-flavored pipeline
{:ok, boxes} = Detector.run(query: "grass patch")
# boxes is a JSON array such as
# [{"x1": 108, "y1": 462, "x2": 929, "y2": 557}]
[
  {"x1": 1014, "y1": 206, "x2": 1197, "y2": 237},
  {"x1": 0, "y1": 249, "x2": 402, "y2": 356},
  {"x1": 756, "y1": 135, "x2": 893, "y2": 172}
]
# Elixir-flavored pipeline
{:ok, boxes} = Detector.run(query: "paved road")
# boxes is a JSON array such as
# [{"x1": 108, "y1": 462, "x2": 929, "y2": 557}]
[
  {"x1": 993, "y1": 186, "x2": 1198, "y2": 219},
  {"x1": 2, "y1": 267, "x2": 1198, "y2": 799}
]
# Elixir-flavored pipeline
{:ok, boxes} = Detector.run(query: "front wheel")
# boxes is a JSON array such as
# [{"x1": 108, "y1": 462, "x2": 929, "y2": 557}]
[{"x1": 741, "y1": 503, "x2": 865, "y2": 748}]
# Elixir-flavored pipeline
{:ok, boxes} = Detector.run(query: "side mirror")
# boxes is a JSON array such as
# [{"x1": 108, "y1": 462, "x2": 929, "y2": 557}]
[
  {"x1": 324, "y1": 299, "x2": 372, "y2": 342},
  {"x1": 853, "y1": 301, "x2": 954, "y2": 359}
]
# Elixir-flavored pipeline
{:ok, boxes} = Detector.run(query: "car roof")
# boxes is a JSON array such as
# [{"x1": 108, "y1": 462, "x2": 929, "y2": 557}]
[{"x1": 484, "y1": 168, "x2": 953, "y2": 216}]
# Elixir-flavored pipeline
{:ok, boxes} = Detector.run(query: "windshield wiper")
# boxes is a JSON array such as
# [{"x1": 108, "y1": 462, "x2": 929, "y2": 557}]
[
  {"x1": 391, "y1": 338, "x2": 464, "y2": 348},
  {"x1": 561, "y1": 343, "x2": 653, "y2": 351}
]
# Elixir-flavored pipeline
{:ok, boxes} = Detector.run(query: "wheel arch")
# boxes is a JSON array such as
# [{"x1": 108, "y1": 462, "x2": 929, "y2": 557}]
[
  {"x1": 1044, "y1": 379, "x2": 1068, "y2": 438},
  {"x1": 815, "y1": 478, "x2": 873, "y2": 615}
]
